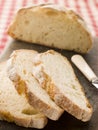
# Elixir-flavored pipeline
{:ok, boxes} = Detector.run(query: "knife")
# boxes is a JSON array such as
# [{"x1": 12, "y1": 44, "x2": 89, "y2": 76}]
[{"x1": 71, "y1": 54, "x2": 98, "y2": 89}]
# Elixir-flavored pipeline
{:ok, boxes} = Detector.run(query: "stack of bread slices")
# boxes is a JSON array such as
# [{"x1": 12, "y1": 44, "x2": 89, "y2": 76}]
[{"x1": 0, "y1": 49, "x2": 93, "y2": 129}]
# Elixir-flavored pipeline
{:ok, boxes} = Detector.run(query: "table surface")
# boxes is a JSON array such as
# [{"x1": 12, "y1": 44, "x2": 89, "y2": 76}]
[
  {"x1": 0, "y1": 37, "x2": 98, "y2": 130},
  {"x1": 0, "y1": 0, "x2": 98, "y2": 55}
]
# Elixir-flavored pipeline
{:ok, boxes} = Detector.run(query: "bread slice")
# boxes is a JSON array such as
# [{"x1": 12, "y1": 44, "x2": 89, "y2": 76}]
[
  {"x1": 8, "y1": 4, "x2": 92, "y2": 53},
  {"x1": 0, "y1": 62, "x2": 48, "y2": 129},
  {"x1": 32, "y1": 50, "x2": 93, "y2": 122},
  {"x1": 7, "y1": 49, "x2": 64, "y2": 121}
]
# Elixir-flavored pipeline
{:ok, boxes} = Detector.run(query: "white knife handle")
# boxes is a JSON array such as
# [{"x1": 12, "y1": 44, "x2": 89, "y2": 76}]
[{"x1": 71, "y1": 55, "x2": 97, "y2": 82}]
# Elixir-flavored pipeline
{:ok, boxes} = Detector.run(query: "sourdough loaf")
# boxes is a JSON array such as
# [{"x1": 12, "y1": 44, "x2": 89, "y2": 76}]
[
  {"x1": 0, "y1": 62, "x2": 48, "y2": 129},
  {"x1": 7, "y1": 49, "x2": 64, "y2": 121},
  {"x1": 8, "y1": 4, "x2": 92, "y2": 53},
  {"x1": 32, "y1": 50, "x2": 93, "y2": 122}
]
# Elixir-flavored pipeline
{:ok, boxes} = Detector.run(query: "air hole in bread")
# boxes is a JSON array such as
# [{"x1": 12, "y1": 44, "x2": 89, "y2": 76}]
[
  {"x1": 72, "y1": 85, "x2": 77, "y2": 90},
  {"x1": 23, "y1": 69, "x2": 26, "y2": 75},
  {"x1": 22, "y1": 108, "x2": 38, "y2": 115},
  {"x1": 86, "y1": 103, "x2": 92, "y2": 109},
  {"x1": 19, "y1": 34, "x2": 23, "y2": 38},
  {"x1": 25, "y1": 20, "x2": 29, "y2": 24},
  {"x1": 51, "y1": 43, "x2": 54, "y2": 47},
  {"x1": 79, "y1": 36, "x2": 82, "y2": 39},
  {"x1": 44, "y1": 32, "x2": 48, "y2": 36}
]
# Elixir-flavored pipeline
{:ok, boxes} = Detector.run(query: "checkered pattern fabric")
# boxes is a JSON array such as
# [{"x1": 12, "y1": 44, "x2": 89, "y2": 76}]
[{"x1": 0, "y1": 0, "x2": 98, "y2": 54}]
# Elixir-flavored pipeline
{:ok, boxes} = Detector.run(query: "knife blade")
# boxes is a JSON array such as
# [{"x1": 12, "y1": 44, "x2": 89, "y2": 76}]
[{"x1": 71, "y1": 54, "x2": 98, "y2": 89}]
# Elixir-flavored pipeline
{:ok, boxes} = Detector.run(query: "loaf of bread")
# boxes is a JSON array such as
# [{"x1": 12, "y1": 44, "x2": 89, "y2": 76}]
[
  {"x1": 31, "y1": 50, "x2": 93, "y2": 122},
  {"x1": 7, "y1": 49, "x2": 64, "y2": 121},
  {"x1": 8, "y1": 4, "x2": 93, "y2": 53},
  {"x1": 7, "y1": 49, "x2": 93, "y2": 122},
  {"x1": 0, "y1": 62, "x2": 48, "y2": 129}
]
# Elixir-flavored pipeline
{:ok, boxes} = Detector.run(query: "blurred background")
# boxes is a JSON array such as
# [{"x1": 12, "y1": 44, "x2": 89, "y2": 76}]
[{"x1": 0, "y1": 0, "x2": 98, "y2": 54}]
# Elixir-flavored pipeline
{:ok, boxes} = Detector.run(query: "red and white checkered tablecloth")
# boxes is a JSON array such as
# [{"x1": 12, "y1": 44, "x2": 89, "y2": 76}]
[{"x1": 0, "y1": 0, "x2": 98, "y2": 55}]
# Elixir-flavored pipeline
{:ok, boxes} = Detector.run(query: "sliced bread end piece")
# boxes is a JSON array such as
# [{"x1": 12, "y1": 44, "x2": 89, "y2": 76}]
[{"x1": 7, "y1": 4, "x2": 93, "y2": 53}]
